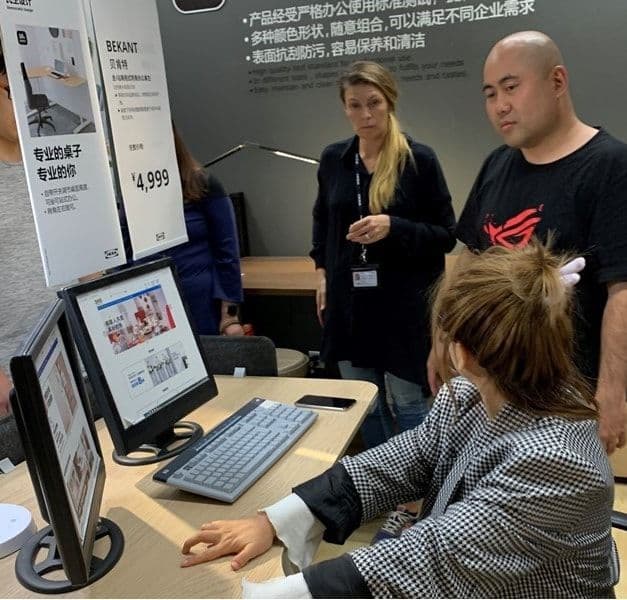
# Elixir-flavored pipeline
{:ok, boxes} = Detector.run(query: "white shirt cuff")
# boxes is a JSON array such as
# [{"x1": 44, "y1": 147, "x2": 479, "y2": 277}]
[
  {"x1": 241, "y1": 573, "x2": 312, "y2": 599},
  {"x1": 260, "y1": 493, "x2": 325, "y2": 571}
]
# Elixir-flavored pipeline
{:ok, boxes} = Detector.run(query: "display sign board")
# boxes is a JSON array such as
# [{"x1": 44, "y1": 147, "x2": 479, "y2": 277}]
[
  {"x1": 89, "y1": 0, "x2": 187, "y2": 260},
  {"x1": 0, "y1": 0, "x2": 125, "y2": 286}
]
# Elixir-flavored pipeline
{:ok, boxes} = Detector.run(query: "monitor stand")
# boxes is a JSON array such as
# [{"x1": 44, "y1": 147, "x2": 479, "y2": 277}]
[
  {"x1": 15, "y1": 517, "x2": 123, "y2": 594},
  {"x1": 112, "y1": 420, "x2": 203, "y2": 466}
]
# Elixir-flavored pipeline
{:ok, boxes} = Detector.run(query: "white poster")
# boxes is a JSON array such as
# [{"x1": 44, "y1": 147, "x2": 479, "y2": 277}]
[
  {"x1": 0, "y1": 0, "x2": 125, "y2": 286},
  {"x1": 89, "y1": 0, "x2": 187, "y2": 260}
]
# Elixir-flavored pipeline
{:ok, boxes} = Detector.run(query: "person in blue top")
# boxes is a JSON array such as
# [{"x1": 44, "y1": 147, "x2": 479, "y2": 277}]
[
  {"x1": 168, "y1": 126, "x2": 244, "y2": 336},
  {"x1": 122, "y1": 125, "x2": 244, "y2": 336}
]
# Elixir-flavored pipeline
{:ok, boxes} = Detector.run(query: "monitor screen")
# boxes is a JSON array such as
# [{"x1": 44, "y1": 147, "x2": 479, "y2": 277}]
[
  {"x1": 53, "y1": 58, "x2": 66, "y2": 74},
  {"x1": 10, "y1": 300, "x2": 107, "y2": 585},
  {"x1": 36, "y1": 322, "x2": 100, "y2": 542},
  {"x1": 59, "y1": 258, "x2": 217, "y2": 460}
]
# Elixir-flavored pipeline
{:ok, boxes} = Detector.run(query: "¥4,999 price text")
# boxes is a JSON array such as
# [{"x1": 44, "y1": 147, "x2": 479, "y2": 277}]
[{"x1": 131, "y1": 169, "x2": 170, "y2": 193}]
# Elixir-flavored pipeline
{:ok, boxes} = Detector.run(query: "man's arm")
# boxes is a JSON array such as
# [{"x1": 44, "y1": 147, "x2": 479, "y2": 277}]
[
  {"x1": 0, "y1": 367, "x2": 12, "y2": 416},
  {"x1": 596, "y1": 281, "x2": 627, "y2": 453}
]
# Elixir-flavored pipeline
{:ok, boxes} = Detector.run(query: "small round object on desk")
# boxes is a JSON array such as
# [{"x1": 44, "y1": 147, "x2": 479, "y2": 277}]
[
  {"x1": 0, "y1": 504, "x2": 36, "y2": 558},
  {"x1": 276, "y1": 348, "x2": 309, "y2": 378}
]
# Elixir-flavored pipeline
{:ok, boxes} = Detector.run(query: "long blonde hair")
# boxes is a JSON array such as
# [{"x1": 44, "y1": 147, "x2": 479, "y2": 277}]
[
  {"x1": 339, "y1": 61, "x2": 412, "y2": 214},
  {"x1": 431, "y1": 240, "x2": 596, "y2": 420}
]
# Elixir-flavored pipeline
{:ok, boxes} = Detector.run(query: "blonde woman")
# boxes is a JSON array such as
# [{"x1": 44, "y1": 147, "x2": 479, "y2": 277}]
[
  {"x1": 180, "y1": 241, "x2": 616, "y2": 598},
  {"x1": 310, "y1": 61, "x2": 456, "y2": 450}
]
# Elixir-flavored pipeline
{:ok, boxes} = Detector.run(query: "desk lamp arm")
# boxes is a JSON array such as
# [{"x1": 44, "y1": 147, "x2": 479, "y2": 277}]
[{"x1": 203, "y1": 142, "x2": 319, "y2": 168}]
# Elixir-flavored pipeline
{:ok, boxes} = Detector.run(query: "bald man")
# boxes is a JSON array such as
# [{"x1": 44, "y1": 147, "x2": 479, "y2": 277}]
[{"x1": 453, "y1": 31, "x2": 627, "y2": 453}]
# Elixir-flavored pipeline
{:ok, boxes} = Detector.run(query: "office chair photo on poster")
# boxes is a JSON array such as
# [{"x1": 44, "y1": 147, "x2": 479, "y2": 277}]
[{"x1": 14, "y1": 25, "x2": 95, "y2": 137}]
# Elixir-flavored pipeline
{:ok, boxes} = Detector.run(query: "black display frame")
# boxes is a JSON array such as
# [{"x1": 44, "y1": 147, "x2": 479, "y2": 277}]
[
  {"x1": 57, "y1": 257, "x2": 218, "y2": 461},
  {"x1": 9, "y1": 300, "x2": 108, "y2": 586}
]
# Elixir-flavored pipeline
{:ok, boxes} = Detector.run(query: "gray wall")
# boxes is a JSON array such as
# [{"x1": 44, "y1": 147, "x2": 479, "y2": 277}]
[{"x1": 157, "y1": 0, "x2": 627, "y2": 256}]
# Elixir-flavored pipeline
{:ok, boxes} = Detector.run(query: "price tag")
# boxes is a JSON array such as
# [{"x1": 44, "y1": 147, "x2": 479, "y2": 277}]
[{"x1": 131, "y1": 169, "x2": 171, "y2": 193}]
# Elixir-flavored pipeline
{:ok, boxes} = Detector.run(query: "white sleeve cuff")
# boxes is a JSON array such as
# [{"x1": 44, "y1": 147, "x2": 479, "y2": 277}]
[
  {"x1": 261, "y1": 493, "x2": 325, "y2": 571},
  {"x1": 241, "y1": 573, "x2": 312, "y2": 599}
]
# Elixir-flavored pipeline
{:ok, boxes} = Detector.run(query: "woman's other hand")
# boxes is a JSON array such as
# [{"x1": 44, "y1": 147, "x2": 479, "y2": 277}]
[
  {"x1": 222, "y1": 321, "x2": 245, "y2": 336},
  {"x1": 181, "y1": 513, "x2": 275, "y2": 570},
  {"x1": 346, "y1": 215, "x2": 391, "y2": 244},
  {"x1": 316, "y1": 268, "x2": 326, "y2": 327},
  {"x1": 219, "y1": 302, "x2": 244, "y2": 336}
]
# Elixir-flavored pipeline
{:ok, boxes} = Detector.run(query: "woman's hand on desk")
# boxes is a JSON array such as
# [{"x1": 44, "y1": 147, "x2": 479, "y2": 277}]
[{"x1": 181, "y1": 513, "x2": 275, "y2": 570}]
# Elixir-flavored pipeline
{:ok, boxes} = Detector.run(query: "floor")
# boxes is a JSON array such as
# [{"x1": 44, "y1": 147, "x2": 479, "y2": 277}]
[
  {"x1": 28, "y1": 104, "x2": 95, "y2": 137},
  {"x1": 312, "y1": 436, "x2": 627, "y2": 596}
]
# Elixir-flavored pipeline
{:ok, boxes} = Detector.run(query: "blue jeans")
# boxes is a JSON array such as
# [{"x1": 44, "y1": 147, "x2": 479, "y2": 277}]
[{"x1": 338, "y1": 361, "x2": 430, "y2": 448}]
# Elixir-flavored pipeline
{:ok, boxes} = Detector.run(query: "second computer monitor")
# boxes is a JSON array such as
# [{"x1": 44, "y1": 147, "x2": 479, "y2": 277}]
[
  {"x1": 10, "y1": 300, "x2": 122, "y2": 592},
  {"x1": 59, "y1": 258, "x2": 217, "y2": 464},
  {"x1": 53, "y1": 58, "x2": 67, "y2": 75}
]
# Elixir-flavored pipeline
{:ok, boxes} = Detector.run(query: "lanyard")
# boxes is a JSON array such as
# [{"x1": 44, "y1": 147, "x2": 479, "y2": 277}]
[{"x1": 354, "y1": 152, "x2": 367, "y2": 264}]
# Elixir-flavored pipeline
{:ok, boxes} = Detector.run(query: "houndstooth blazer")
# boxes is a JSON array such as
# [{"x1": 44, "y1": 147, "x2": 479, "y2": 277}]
[{"x1": 297, "y1": 377, "x2": 617, "y2": 598}]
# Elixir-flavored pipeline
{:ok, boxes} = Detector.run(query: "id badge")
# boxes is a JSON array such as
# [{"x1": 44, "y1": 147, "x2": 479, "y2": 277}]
[{"x1": 351, "y1": 264, "x2": 379, "y2": 289}]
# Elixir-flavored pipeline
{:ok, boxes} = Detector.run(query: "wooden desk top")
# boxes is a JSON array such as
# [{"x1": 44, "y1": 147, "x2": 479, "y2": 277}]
[
  {"x1": 241, "y1": 256, "x2": 318, "y2": 295},
  {"x1": 26, "y1": 66, "x2": 86, "y2": 87},
  {"x1": 0, "y1": 376, "x2": 376, "y2": 598},
  {"x1": 240, "y1": 254, "x2": 459, "y2": 295}
]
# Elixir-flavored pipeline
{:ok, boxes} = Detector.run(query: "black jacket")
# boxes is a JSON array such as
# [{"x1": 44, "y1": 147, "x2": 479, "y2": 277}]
[{"x1": 310, "y1": 136, "x2": 456, "y2": 385}]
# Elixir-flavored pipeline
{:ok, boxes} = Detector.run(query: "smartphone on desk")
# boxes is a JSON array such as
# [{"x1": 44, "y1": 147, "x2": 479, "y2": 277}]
[{"x1": 295, "y1": 394, "x2": 356, "y2": 411}]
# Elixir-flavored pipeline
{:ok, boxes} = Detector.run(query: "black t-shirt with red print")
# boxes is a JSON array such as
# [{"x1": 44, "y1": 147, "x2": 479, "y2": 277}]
[{"x1": 456, "y1": 129, "x2": 627, "y2": 380}]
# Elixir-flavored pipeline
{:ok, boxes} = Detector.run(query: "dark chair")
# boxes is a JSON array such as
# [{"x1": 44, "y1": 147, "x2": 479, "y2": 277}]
[
  {"x1": 20, "y1": 62, "x2": 55, "y2": 136},
  {"x1": 199, "y1": 335, "x2": 278, "y2": 377},
  {"x1": 613, "y1": 510, "x2": 627, "y2": 530}
]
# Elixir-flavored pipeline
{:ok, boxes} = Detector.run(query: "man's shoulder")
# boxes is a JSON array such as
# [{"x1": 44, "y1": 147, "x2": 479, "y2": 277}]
[
  {"x1": 586, "y1": 128, "x2": 627, "y2": 161},
  {"x1": 555, "y1": 129, "x2": 627, "y2": 187},
  {"x1": 465, "y1": 145, "x2": 518, "y2": 185},
  {"x1": 481, "y1": 143, "x2": 517, "y2": 168},
  {"x1": 591, "y1": 128, "x2": 627, "y2": 148}
]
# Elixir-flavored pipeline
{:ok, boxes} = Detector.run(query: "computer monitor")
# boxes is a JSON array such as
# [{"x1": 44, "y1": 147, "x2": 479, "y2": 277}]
[
  {"x1": 53, "y1": 58, "x2": 67, "y2": 75},
  {"x1": 9, "y1": 300, "x2": 123, "y2": 593},
  {"x1": 58, "y1": 258, "x2": 218, "y2": 465}
]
